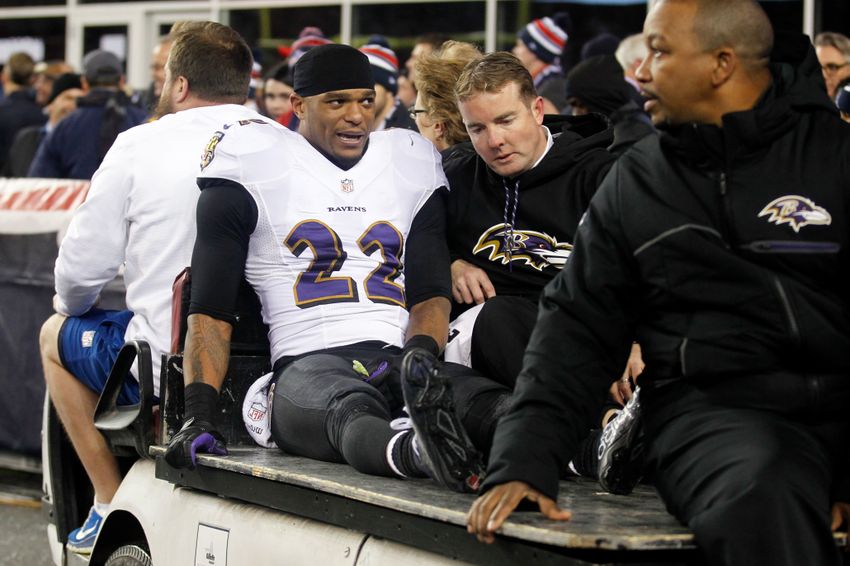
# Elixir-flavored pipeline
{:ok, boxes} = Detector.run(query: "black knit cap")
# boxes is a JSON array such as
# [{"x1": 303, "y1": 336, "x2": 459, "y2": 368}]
[
  {"x1": 293, "y1": 44, "x2": 375, "y2": 97},
  {"x1": 565, "y1": 54, "x2": 636, "y2": 116},
  {"x1": 47, "y1": 72, "x2": 83, "y2": 105}
]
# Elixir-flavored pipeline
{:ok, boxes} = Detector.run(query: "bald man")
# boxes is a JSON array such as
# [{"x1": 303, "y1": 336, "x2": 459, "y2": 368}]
[{"x1": 468, "y1": 1, "x2": 850, "y2": 564}]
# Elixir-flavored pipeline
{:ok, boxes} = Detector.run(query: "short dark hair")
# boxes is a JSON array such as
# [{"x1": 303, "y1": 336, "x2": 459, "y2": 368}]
[
  {"x1": 6, "y1": 52, "x2": 35, "y2": 86},
  {"x1": 661, "y1": 0, "x2": 773, "y2": 69},
  {"x1": 167, "y1": 21, "x2": 253, "y2": 103},
  {"x1": 264, "y1": 61, "x2": 292, "y2": 85},
  {"x1": 455, "y1": 51, "x2": 537, "y2": 105}
]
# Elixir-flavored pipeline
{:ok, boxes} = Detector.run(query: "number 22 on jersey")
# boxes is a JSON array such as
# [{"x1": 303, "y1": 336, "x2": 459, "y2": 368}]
[{"x1": 284, "y1": 219, "x2": 405, "y2": 309}]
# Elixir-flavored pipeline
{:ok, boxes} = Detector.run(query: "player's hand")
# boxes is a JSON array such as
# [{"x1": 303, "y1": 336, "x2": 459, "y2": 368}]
[
  {"x1": 611, "y1": 343, "x2": 645, "y2": 405},
  {"x1": 466, "y1": 481, "x2": 571, "y2": 544},
  {"x1": 451, "y1": 260, "x2": 496, "y2": 305},
  {"x1": 164, "y1": 418, "x2": 228, "y2": 469}
]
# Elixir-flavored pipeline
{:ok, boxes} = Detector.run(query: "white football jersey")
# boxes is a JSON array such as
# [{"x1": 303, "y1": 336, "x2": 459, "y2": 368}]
[
  {"x1": 54, "y1": 104, "x2": 275, "y2": 394},
  {"x1": 198, "y1": 125, "x2": 447, "y2": 363}
]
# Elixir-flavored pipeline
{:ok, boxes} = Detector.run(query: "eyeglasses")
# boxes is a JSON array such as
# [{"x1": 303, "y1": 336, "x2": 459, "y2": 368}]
[
  {"x1": 408, "y1": 107, "x2": 428, "y2": 120},
  {"x1": 821, "y1": 62, "x2": 849, "y2": 74}
]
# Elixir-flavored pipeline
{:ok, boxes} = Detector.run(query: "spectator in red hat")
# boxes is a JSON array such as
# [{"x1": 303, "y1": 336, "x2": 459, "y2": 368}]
[
  {"x1": 288, "y1": 26, "x2": 332, "y2": 65},
  {"x1": 513, "y1": 13, "x2": 571, "y2": 114},
  {"x1": 360, "y1": 43, "x2": 417, "y2": 131}
]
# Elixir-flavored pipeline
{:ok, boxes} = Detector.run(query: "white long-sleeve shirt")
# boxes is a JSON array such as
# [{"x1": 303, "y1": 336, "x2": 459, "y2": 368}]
[{"x1": 54, "y1": 104, "x2": 274, "y2": 394}]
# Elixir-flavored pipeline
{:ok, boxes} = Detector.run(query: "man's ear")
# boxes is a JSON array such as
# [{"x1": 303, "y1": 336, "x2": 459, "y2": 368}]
[
  {"x1": 174, "y1": 76, "x2": 190, "y2": 103},
  {"x1": 291, "y1": 94, "x2": 306, "y2": 120},
  {"x1": 711, "y1": 47, "x2": 737, "y2": 88},
  {"x1": 531, "y1": 95, "x2": 545, "y2": 124}
]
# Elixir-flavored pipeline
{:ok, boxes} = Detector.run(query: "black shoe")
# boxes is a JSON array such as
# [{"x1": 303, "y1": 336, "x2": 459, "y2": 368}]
[
  {"x1": 597, "y1": 387, "x2": 645, "y2": 495},
  {"x1": 567, "y1": 429, "x2": 601, "y2": 478},
  {"x1": 400, "y1": 348, "x2": 485, "y2": 493}
]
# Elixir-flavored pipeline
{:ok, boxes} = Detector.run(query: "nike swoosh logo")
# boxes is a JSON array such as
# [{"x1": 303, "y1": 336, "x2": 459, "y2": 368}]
[{"x1": 75, "y1": 519, "x2": 101, "y2": 540}]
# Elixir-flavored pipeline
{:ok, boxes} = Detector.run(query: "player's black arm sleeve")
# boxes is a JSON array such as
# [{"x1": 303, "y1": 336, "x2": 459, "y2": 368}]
[
  {"x1": 188, "y1": 178, "x2": 258, "y2": 324},
  {"x1": 405, "y1": 189, "x2": 451, "y2": 309}
]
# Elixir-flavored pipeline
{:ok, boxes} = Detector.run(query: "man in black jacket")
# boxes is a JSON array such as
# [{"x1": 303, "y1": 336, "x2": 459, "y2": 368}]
[
  {"x1": 468, "y1": 1, "x2": 850, "y2": 565},
  {"x1": 443, "y1": 52, "x2": 647, "y2": 391},
  {"x1": 0, "y1": 52, "x2": 45, "y2": 172}
]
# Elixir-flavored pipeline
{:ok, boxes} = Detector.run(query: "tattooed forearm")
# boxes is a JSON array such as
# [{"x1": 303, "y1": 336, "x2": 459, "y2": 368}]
[{"x1": 184, "y1": 313, "x2": 233, "y2": 388}]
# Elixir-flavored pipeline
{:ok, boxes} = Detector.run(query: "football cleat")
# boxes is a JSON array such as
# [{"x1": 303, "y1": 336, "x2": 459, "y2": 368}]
[
  {"x1": 598, "y1": 387, "x2": 645, "y2": 495},
  {"x1": 401, "y1": 348, "x2": 486, "y2": 493}
]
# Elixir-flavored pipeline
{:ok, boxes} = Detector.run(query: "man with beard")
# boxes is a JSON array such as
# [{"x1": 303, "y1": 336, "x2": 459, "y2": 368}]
[
  {"x1": 38, "y1": 20, "x2": 263, "y2": 555},
  {"x1": 468, "y1": 1, "x2": 850, "y2": 564}
]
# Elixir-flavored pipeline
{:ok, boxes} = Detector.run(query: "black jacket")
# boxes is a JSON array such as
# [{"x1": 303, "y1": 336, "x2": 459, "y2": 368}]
[
  {"x1": 442, "y1": 114, "x2": 616, "y2": 312},
  {"x1": 383, "y1": 99, "x2": 418, "y2": 132},
  {"x1": 484, "y1": 33, "x2": 850, "y2": 499},
  {"x1": 0, "y1": 89, "x2": 45, "y2": 172},
  {"x1": 3, "y1": 124, "x2": 45, "y2": 177},
  {"x1": 28, "y1": 89, "x2": 147, "y2": 180}
]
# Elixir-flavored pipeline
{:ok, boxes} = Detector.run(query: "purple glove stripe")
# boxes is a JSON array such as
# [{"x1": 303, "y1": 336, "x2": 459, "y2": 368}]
[
  {"x1": 366, "y1": 360, "x2": 390, "y2": 383},
  {"x1": 189, "y1": 432, "x2": 228, "y2": 465}
]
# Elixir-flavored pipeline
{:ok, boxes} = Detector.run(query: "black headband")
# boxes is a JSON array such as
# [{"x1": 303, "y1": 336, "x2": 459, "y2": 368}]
[{"x1": 293, "y1": 44, "x2": 375, "y2": 97}]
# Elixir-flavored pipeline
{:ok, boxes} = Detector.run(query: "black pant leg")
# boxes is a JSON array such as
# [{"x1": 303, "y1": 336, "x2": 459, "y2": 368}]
[
  {"x1": 270, "y1": 353, "x2": 394, "y2": 474},
  {"x1": 441, "y1": 361, "x2": 511, "y2": 457},
  {"x1": 469, "y1": 296, "x2": 538, "y2": 388},
  {"x1": 643, "y1": 381, "x2": 844, "y2": 566}
]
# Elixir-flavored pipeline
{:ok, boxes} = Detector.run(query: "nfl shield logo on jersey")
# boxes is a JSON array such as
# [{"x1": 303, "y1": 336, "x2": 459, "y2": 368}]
[{"x1": 340, "y1": 178, "x2": 354, "y2": 193}]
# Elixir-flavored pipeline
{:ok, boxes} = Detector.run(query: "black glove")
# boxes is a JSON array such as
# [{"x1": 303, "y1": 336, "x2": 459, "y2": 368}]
[{"x1": 164, "y1": 417, "x2": 228, "y2": 470}]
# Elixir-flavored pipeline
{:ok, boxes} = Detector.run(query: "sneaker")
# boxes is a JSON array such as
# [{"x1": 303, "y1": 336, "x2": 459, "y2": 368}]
[
  {"x1": 597, "y1": 386, "x2": 645, "y2": 495},
  {"x1": 400, "y1": 348, "x2": 486, "y2": 493},
  {"x1": 567, "y1": 429, "x2": 602, "y2": 478},
  {"x1": 66, "y1": 505, "x2": 104, "y2": 555}
]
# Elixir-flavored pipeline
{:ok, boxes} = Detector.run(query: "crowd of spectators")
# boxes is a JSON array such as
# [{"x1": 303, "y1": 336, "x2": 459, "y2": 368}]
[{"x1": 2, "y1": 21, "x2": 845, "y2": 182}]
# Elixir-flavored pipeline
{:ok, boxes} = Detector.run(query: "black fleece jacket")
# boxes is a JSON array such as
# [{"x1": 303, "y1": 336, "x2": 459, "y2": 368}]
[
  {"x1": 441, "y1": 114, "x2": 616, "y2": 311},
  {"x1": 484, "y1": 33, "x2": 850, "y2": 499}
]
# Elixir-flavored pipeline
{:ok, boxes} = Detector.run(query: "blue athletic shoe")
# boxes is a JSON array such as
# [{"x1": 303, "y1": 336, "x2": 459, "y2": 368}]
[{"x1": 66, "y1": 506, "x2": 104, "y2": 555}]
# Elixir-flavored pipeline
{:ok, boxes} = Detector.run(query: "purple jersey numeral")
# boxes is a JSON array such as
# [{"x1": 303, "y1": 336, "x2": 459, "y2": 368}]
[
  {"x1": 285, "y1": 220, "x2": 359, "y2": 307},
  {"x1": 358, "y1": 221, "x2": 405, "y2": 307},
  {"x1": 284, "y1": 220, "x2": 406, "y2": 309}
]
